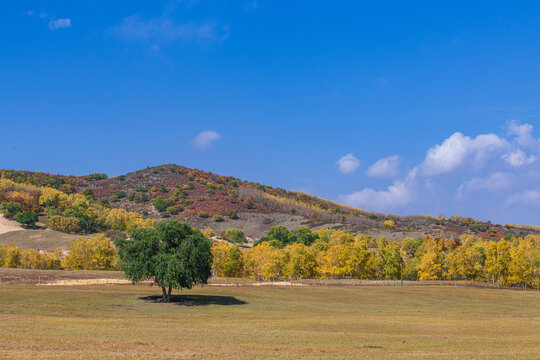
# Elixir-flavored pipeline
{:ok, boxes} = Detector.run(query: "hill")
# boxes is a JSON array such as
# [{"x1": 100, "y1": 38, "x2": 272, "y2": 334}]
[{"x1": 1, "y1": 164, "x2": 540, "y2": 243}]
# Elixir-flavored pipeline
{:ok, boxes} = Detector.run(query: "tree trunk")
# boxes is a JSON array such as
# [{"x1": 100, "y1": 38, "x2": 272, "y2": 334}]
[
  {"x1": 167, "y1": 286, "x2": 172, "y2": 302},
  {"x1": 161, "y1": 286, "x2": 167, "y2": 302},
  {"x1": 497, "y1": 271, "x2": 500, "y2": 289}
]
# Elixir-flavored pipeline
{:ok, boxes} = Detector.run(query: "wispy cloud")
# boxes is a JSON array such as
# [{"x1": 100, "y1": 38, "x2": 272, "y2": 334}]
[
  {"x1": 192, "y1": 131, "x2": 222, "y2": 150},
  {"x1": 22, "y1": 10, "x2": 33, "y2": 17},
  {"x1": 337, "y1": 154, "x2": 360, "y2": 174},
  {"x1": 367, "y1": 155, "x2": 400, "y2": 177},
  {"x1": 48, "y1": 18, "x2": 71, "y2": 30},
  {"x1": 505, "y1": 189, "x2": 540, "y2": 208},
  {"x1": 111, "y1": 15, "x2": 227, "y2": 44}
]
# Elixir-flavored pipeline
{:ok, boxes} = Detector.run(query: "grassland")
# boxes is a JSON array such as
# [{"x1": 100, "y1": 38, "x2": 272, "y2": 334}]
[{"x1": 0, "y1": 284, "x2": 538, "y2": 359}]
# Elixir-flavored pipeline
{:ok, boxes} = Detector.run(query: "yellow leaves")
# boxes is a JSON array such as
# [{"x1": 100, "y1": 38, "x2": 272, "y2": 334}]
[
  {"x1": 0, "y1": 179, "x2": 40, "y2": 195},
  {"x1": 62, "y1": 234, "x2": 119, "y2": 271},
  {"x1": 244, "y1": 242, "x2": 287, "y2": 281},
  {"x1": 105, "y1": 208, "x2": 155, "y2": 231},
  {"x1": 67, "y1": 193, "x2": 89, "y2": 210},
  {"x1": 39, "y1": 187, "x2": 68, "y2": 207},
  {"x1": 0, "y1": 244, "x2": 21, "y2": 268},
  {"x1": 508, "y1": 239, "x2": 540, "y2": 288},
  {"x1": 48, "y1": 215, "x2": 82, "y2": 234},
  {"x1": 284, "y1": 243, "x2": 317, "y2": 279},
  {"x1": 329, "y1": 230, "x2": 354, "y2": 246},
  {"x1": 202, "y1": 227, "x2": 215, "y2": 238},
  {"x1": 19, "y1": 248, "x2": 47, "y2": 269},
  {"x1": 211, "y1": 241, "x2": 244, "y2": 277},
  {"x1": 383, "y1": 219, "x2": 396, "y2": 230},
  {"x1": 418, "y1": 251, "x2": 442, "y2": 280}
]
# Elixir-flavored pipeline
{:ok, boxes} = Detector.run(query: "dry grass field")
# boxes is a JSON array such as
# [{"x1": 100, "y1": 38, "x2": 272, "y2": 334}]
[{"x1": 0, "y1": 284, "x2": 538, "y2": 359}]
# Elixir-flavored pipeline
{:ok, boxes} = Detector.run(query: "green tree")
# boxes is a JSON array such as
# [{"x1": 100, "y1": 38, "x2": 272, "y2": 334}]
[
  {"x1": 224, "y1": 228, "x2": 245, "y2": 243},
  {"x1": 15, "y1": 211, "x2": 38, "y2": 228},
  {"x1": 152, "y1": 198, "x2": 167, "y2": 212},
  {"x1": 115, "y1": 220, "x2": 213, "y2": 302}
]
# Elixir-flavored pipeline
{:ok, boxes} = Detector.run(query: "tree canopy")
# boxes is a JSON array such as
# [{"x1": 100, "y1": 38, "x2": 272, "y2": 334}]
[{"x1": 115, "y1": 220, "x2": 213, "y2": 302}]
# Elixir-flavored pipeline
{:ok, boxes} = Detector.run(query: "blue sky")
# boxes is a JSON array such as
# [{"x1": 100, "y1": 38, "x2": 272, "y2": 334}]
[{"x1": 2, "y1": 1, "x2": 540, "y2": 225}]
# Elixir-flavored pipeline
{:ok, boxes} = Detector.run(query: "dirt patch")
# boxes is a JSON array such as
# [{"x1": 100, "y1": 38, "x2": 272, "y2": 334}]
[
  {"x1": 178, "y1": 212, "x2": 313, "y2": 239},
  {"x1": 0, "y1": 215, "x2": 22, "y2": 235},
  {"x1": 40, "y1": 278, "x2": 135, "y2": 286},
  {"x1": 0, "y1": 229, "x2": 85, "y2": 251}
]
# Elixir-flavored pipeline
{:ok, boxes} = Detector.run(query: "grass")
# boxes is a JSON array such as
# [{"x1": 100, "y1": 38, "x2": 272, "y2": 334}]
[{"x1": 0, "y1": 285, "x2": 538, "y2": 359}]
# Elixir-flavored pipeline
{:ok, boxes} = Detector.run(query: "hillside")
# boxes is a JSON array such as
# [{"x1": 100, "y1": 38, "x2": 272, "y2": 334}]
[{"x1": 1, "y1": 164, "x2": 540, "y2": 241}]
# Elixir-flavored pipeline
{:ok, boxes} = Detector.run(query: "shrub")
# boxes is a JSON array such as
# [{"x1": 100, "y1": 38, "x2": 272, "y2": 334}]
[
  {"x1": 383, "y1": 220, "x2": 396, "y2": 230},
  {"x1": 227, "y1": 210, "x2": 239, "y2": 219},
  {"x1": 198, "y1": 211, "x2": 209, "y2": 219},
  {"x1": 15, "y1": 211, "x2": 38, "y2": 228},
  {"x1": 81, "y1": 189, "x2": 95, "y2": 200},
  {"x1": 117, "y1": 175, "x2": 125, "y2": 181},
  {"x1": 48, "y1": 215, "x2": 82, "y2": 234},
  {"x1": 0, "y1": 202, "x2": 24, "y2": 219},
  {"x1": 152, "y1": 198, "x2": 167, "y2": 212},
  {"x1": 135, "y1": 186, "x2": 147, "y2": 193},
  {"x1": 166, "y1": 205, "x2": 184, "y2": 215},
  {"x1": 224, "y1": 228, "x2": 245, "y2": 243},
  {"x1": 86, "y1": 173, "x2": 108, "y2": 181},
  {"x1": 213, "y1": 214, "x2": 224, "y2": 222}
]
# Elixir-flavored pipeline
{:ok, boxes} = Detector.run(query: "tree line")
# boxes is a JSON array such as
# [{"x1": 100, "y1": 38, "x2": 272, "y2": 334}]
[
  {"x1": 1, "y1": 224, "x2": 538, "y2": 290},
  {"x1": 213, "y1": 226, "x2": 539, "y2": 290}
]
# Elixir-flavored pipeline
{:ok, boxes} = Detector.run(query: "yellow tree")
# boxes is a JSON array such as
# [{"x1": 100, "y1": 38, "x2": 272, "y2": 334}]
[
  {"x1": 19, "y1": 248, "x2": 47, "y2": 269},
  {"x1": 284, "y1": 243, "x2": 317, "y2": 279},
  {"x1": 485, "y1": 240, "x2": 511, "y2": 287},
  {"x1": 1, "y1": 244, "x2": 21, "y2": 268},
  {"x1": 211, "y1": 242, "x2": 244, "y2": 278},
  {"x1": 317, "y1": 245, "x2": 348, "y2": 279},
  {"x1": 244, "y1": 242, "x2": 287, "y2": 281},
  {"x1": 417, "y1": 250, "x2": 442, "y2": 280},
  {"x1": 62, "y1": 234, "x2": 119, "y2": 270},
  {"x1": 38, "y1": 187, "x2": 67, "y2": 207},
  {"x1": 508, "y1": 239, "x2": 539, "y2": 290},
  {"x1": 345, "y1": 239, "x2": 372, "y2": 279},
  {"x1": 446, "y1": 245, "x2": 483, "y2": 281}
]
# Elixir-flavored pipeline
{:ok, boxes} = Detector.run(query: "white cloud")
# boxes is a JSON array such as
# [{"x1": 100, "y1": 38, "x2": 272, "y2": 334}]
[
  {"x1": 339, "y1": 170, "x2": 417, "y2": 211},
  {"x1": 338, "y1": 122, "x2": 540, "y2": 221},
  {"x1": 337, "y1": 154, "x2": 360, "y2": 174},
  {"x1": 48, "y1": 18, "x2": 71, "y2": 30},
  {"x1": 507, "y1": 120, "x2": 536, "y2": 148},
  {"x1": 457, "y1": 172, "x2": 512, "y2": 200},
  {"x1": 192, "y1": 131, "x2": 221, "y2": 149},
  {"x1": 420, "y1": 132, "x2": 508, "y2": 176},
  {"x1": 502, "y1": 149, "x2": 536, "y2": 167},
  {"x1": 112, "y1": 15, "x2": 226, "y2": 44},
  {"x1": 366, "y1": 155, "x2": 400, "y2": 177},
  {"x1": 23, "y1": 11, "x2": 33, "y2": 16},
  {"x1": 505, "y1": 189, "x2": 540, "y2": 207}
]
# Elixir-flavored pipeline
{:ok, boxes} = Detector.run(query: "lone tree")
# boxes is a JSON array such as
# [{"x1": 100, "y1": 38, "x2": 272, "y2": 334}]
[{"x1": 114, "y1": 220, "x2": 213, "y2": 302}]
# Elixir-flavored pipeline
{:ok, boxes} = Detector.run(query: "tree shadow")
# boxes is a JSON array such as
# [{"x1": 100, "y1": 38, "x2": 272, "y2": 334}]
[{"x1": 140, "y1": 294, "x2": 247, "y2": 306}]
